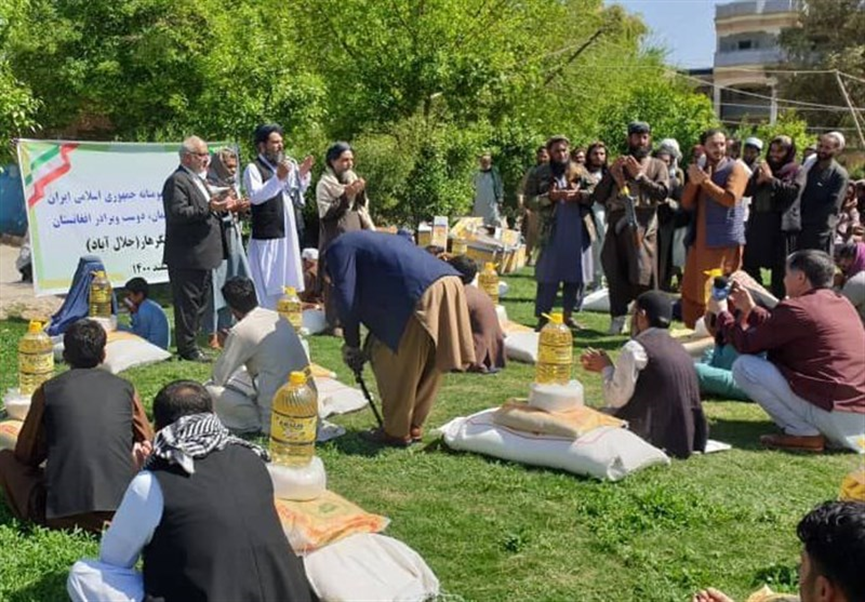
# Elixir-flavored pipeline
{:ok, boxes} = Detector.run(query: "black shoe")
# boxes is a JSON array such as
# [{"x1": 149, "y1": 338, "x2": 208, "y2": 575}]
[
  {"x1": 179, "y1": 350, "x2": 212, "y2": 363},
  {"x1": 534, "y1": 318, "x2": 549, "y2": 332}
]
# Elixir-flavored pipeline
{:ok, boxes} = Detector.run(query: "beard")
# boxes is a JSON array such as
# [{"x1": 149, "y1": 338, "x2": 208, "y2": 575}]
[
  {"x1": 550, "y1": 160, "x2": 569, "y2": 177},
  {"x1": 629, "y1": 145, "x2": 649, "y2": 160},
  {"x1": 265, "y1": 150, "x2": 285, "y2": 165}
]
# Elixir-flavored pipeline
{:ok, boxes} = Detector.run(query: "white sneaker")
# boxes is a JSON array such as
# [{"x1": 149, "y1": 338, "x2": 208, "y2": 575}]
[{"x1": 608, "y1": 315, "x2": 627, "y2": 335}]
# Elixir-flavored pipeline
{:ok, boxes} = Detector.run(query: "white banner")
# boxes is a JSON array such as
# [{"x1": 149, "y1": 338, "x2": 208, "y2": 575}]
[{"x1": 17, "y1": 140, "x2": 230, "y2": 295}]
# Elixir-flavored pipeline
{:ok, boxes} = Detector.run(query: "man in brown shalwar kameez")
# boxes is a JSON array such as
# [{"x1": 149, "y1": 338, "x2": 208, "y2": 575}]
[
  {"x1": 325, "y1": 231, "x2": 475, "y2": 447},
  {"x1": 316, "y1": 141, "x2": 375, "y2": 332},
  {"x1": 591, "y1": 122, "x2": 670, "y2": 334}
]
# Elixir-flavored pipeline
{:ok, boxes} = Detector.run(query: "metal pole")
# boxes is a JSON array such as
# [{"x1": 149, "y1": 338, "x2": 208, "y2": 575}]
[{"x1": 835, "y1": 70, "x2": 865, "y2": 148}]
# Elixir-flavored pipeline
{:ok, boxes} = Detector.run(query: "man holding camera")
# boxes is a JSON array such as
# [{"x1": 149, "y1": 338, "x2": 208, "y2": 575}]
[{"x1": 711, "y1": 250, "x2": 865, "y2": 453}]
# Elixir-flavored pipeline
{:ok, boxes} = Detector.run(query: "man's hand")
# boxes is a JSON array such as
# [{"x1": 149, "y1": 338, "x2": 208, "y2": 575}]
[
  {"x1": 132, "y1": 440, "x2": 153, "y2": 471},
  {"x1": 728, "y1": 281, "x2": 756, "y2": 318},
  {"x1": 216, "y1": 327, "x2": 231, "y2": 348},
  {"x1": 756, "y1": 161, "x2": 773, "y2": 185},
  {"x1": 548, "y1": 183, "x2": 565, "y2": 202},
  {"x1": 299, "y1": 155, "x2": 315, "y2": 178},
  {"x1": 276, "y1": 160, "x2": 292, "y2": 181},
  {"x1": 209, "y1": 196, "x2": 230, "y2": 212},
  {"x1": 580, "y1": 347, "x2": 613, "y2": 373},
  {"x1": 688, "y1": 164, "x2": 708, "y2": 186},
  {"x1": 346, "y1": 178, "x2": 366, "y2": 197},
  {"x1": 691, "y1": 588, "x2": 734, "y2": 602},
  {"x1": 342, "y1": 345, "x2": 366, "y2": 373},
  {"x1": 623, "y1": 155, "x2": 643, "y2": 179}
]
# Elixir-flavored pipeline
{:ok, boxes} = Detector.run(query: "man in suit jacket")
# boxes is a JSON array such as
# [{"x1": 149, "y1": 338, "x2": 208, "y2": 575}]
[{"x1": 162, "y1": 136, "x2": 230, "y2": 362}]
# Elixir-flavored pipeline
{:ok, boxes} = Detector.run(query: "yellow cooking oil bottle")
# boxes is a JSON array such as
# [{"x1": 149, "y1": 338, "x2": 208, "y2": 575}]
[
  {"x1": 277, "y1": 286, "x2": 303, "y2": 332},
  {"x1": 479, "y1": 262, "x2": 499, "y2": 305},
  {"x1": 535, "y1": 312, "x2": 573, "y2": 385},
  {"x1": 18, "y1": 320, "x2": 54, "y2": 396},
  {"x1": 270, "y1": 371, "x2": 318, "y2": 466},
  {"x1": 89, "y1": 270, "x2": 113, "y2": 318}
]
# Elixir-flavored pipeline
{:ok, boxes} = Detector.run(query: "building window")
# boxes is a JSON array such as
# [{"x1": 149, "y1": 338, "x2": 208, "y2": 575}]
[{"x1": 738, "y1": 40, "x2": 753, "y2": 50}]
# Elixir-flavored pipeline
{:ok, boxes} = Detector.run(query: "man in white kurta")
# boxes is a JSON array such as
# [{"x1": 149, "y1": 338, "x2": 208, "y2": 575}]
[
  {"x1": 242, "y1": 123, "x2": 314, "y2": 309},
  {"x1": 205, "y1": 276, "x2": 310, "y2": 434}
]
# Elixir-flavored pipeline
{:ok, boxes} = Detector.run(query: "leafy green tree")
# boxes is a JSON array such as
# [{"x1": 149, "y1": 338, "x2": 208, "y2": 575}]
[{"x1": 778, "y1": 0, "x2": 865, "y2": 133}]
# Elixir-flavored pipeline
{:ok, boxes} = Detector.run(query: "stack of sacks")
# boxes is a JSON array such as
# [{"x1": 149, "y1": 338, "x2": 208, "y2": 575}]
[
  {"x1": 307, "y1": 363, "x2": 368, "y2": 418},
  {"x1": 501, "y1": 320, "x2": 540, "y2": 364},
  {"x1": 1, "y1": 388, "x2": 30, "y2": 451},
  {"x1": 439, "y1": 380, "x2": 670, "y2": 481},
  {"x1": 273, "y1": 490, "x2": 439, "y2": 601},
  {"x1": 0, "y1": 419, "x2": 22, "y2": 451}
]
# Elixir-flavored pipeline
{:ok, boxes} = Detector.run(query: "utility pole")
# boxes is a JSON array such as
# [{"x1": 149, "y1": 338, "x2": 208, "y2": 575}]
[{"x1": 835, "y1": 70, "x2": 865, "y2": 148}]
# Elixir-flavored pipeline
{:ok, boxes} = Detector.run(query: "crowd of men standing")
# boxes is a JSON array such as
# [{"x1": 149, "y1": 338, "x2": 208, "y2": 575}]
[{"x1": 496, "y1": 123, "x2": 860, "y2": 333}]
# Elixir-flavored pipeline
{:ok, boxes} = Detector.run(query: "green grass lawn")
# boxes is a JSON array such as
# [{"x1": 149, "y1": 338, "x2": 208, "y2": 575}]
[{"x1": 0, "y1": 268, "x2": 854, "y2": 601}]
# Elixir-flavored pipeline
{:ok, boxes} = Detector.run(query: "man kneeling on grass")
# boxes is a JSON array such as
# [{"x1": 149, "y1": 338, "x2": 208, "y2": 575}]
[
  {"x1": 206, "y1": 276, "x2": 310, "y2": 435},
  {"x1": 67, "y1": 380, "x2": 315, "y2": 602},
  {"x1": 0, "y1": 319, "x2": 152, "y2": 532},
  {"x1": 693, "y1": 500, "x2": 865, "y2": 602},
  {"x1": 580, "y1": 290, "x2": 707, "y2": 459},
  {"x1": 713, "y1": 249, "x2": 865, "y2": 453}
]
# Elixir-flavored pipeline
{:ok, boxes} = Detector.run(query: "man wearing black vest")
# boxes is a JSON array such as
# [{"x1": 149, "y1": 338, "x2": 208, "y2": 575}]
[
  {"x1": 242, "y1": 123, "x2": 315, "y2": 310},
  {"x1": 580, "y1": 291, "x2": 707, "y2": 459},
  {"x1": 67, "y1": 380, "x2": 315, "y2": 602},
  {"x1": 0, "y1": 319, "x2": 153, "y2": 532},
  {"x1": 162, "y1": 136, "x2": 231, "y2": 362}
]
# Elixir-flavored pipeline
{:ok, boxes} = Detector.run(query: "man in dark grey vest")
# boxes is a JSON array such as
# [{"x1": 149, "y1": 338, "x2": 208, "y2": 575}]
[
  {"x1": 162, "y1": 136, "x2": 231, "y2": 362},
  {"x1": 67, "y1": 380, "x2": 315, "y2": 602},
  {"x1": 0, "y1": 319, "x2": 153, "y2": 532},
  {"x1": 580, "y1": 291, "x2": 707, "y2": 459}
]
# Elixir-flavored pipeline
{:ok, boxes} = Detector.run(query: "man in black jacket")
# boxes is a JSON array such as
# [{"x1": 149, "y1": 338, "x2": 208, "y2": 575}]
[
  {"x1": 162, "y1": 136, "x2": 231, "y2": 362},
  {"x1": 796, "y1": 131, "x2": 849, "y2": 255}
]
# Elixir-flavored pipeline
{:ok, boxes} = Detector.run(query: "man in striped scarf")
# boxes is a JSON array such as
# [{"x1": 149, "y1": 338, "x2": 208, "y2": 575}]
[{"x1": 67, "y1": 381, "x2": 315, "y2": 602}]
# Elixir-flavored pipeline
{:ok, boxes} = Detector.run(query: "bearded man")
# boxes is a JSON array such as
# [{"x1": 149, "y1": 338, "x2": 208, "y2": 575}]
[
  {"x1": 523, "y1": 135, "x2": 593, "y2": 330},
  {"x1": 591, "y1": 122, "x2": 670, "y2": 334},
  {"x1": 742, "y1": 136, "x2": 802, "y2": 299},
  {"x1": 316, "y1": 141, "x2": 375, "y2": 332},
  {"x1": 242, "y1": 123, "x2": 315, "y2": 309},
  {"x1": 796, "y1": 131, "x2": 849, "y2": 255},
  {"x1": 680, "y1": 129, "x2": 748, "y2": 327}
]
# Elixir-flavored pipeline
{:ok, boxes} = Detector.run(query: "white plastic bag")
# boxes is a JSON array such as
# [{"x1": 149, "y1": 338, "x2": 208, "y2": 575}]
[{"x1": 268, "y1": 456, "x2": 327, "y2": 501}]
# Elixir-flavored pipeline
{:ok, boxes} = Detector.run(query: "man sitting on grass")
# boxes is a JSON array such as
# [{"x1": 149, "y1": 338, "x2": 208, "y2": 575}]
[
  {"x1": 67, "y1": 380, "x2": 315, "y2": 602},
  {"x1": 580, "y1": 290, "x2": 707, "y2": 459},
  {"x1": 118, "y1": 277, "x2": 171, "y2": 350},
  {"x1": 714, "y1": 249, "x2": 865, "y2": 453},
  {"x1": 206, "y1": 276, "x2": 309, "y2": 434},
  {"x1": 0, "y1": 319, "x2": 153, "y2": 532},
  {"x1": 693, "y1": 500, "x2": 865, "y2": 602}
]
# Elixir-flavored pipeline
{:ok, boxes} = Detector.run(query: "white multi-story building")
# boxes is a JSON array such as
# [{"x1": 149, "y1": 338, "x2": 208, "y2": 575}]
[{"x1": 711, "y1": 0, "x2": 801, "y2": 123}]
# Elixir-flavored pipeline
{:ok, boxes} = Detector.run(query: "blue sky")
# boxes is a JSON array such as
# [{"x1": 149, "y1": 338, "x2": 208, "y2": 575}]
[{"x1": 607, "y1": 0, "x2": 729, "y2": 69}]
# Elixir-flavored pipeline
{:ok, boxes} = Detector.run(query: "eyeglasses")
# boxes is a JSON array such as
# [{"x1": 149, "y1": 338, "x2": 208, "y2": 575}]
[{"x1": 195, "y1": 152, "x2": 210, "y2": 158}]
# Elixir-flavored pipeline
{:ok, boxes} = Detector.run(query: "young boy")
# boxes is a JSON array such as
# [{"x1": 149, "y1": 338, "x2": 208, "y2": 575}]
[{"x1": 119, "y1": 277, "x2": 170, "y2": 349}]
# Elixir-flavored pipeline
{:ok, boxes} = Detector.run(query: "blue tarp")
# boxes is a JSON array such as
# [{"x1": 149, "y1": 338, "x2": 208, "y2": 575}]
[{"x1": 0, "y1": 164, "x2": 27, "y2": 237}]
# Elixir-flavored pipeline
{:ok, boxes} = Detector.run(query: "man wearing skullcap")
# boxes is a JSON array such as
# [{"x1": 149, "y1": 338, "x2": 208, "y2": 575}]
[
  {"x1": 580, "y1": 291, "x2": 707, "y2": 459},
  {"x1": 796, "y1": 131, "x2": 849, "y2": 255},
  {"x1": 316, "y1": 141, "x2": 375, "y2": 332},
  {"x1": 591, "y1": 121, "x2": 671, "y2": 334},
  {"x1": 741, "y1": 137, "x2": 763, "y2": 173},
  {"x1": 242, "y1": 123, "x2": 315, "y2": 309}
]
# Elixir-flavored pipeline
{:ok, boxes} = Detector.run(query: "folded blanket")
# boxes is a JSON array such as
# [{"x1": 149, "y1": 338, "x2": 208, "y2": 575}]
[{"x1": 492, "y1": 400, "x2": 624, "y2": 439}]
